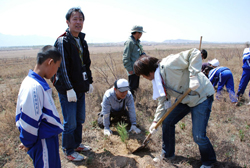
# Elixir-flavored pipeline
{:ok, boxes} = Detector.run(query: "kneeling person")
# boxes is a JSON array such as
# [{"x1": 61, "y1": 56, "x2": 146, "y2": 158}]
[{"x1": 98, "y1": 79, "x2": 141, "y2": 136}]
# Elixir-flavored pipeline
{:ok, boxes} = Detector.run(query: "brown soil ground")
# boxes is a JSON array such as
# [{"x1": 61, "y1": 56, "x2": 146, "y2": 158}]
[{"x1": 0, "y1": 43, "x2": 249, "y2": 168}]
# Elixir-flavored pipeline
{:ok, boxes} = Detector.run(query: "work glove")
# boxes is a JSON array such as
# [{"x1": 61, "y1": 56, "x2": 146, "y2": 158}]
[
  {"x1": 189, "y1": 76, "x2": 200, "y2": 91},
  {"x1": 66, "y1": 89, "x2": 77, "y2": 102},
  {"x1": 87, "y1": 84, "x2": 94, "y2": 94},
  {"x1": 149, "y1": 122, "x2": 158, "y2": 134},
  {"x1": 129, "y1": 125, "x2": 141, "y2": 134},
  {"x1": 104, "y1": 128, "x2": 113, "y2": 136}
]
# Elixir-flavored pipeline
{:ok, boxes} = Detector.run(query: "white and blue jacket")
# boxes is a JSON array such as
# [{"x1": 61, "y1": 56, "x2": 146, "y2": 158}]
[
  {"x1": 16, "y1": 70, "x2": 63, "y2": 149},
  {"x1": 208, "y1": 67, "x2": 230, "y2": 87},
  {"x1": 242, "y1": 48, "x2": 250, "y2": 70}
]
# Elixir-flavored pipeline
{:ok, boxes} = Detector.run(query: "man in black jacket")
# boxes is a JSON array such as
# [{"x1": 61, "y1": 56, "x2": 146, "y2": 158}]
[{"x1": 52, "y1": 7, "x2": 93, "y2": 162}]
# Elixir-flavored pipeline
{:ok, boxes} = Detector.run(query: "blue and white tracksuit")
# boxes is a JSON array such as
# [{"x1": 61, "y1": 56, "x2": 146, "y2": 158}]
[
  {"x1": 16, "y1": 70, "x2": 64, "y2": 168},
  {"x1": 208, "y1": 67, "x2": 237, "y2": 102},
  {"x1": 237, "y1": 48, "x2": 250, "y2": 98}
]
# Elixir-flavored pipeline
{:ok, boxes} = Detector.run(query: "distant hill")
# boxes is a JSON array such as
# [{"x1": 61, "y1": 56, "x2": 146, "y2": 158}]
[
  {"x1": 0, "y1": 33, "x2": 55, "y2": 47},
  {"x1": 162, "y1": 39, "x2": 201, "y2": 43}
]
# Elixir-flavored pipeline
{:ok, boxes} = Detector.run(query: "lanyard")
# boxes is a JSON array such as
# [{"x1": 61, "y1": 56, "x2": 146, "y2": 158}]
[{"x1": 74, "y1": 38, "x2": 84, "y2": 66}]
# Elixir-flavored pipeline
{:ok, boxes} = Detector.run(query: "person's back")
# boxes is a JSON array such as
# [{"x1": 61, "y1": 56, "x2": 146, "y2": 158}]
[
  {"x1": 208, "y1": 66, "x2": 237, "y2": 103},
  {"x1": 16, "y1": 45, "x2": 63, "y2": 168},
  {"x1": 242, "y1": 46, "x2": 250, "y2": 70}
]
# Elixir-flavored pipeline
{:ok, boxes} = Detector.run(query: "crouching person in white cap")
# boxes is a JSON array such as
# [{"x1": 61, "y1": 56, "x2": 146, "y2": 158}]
[{"x1": 97, "y1": 79, "x2": 141, "y2": 136}]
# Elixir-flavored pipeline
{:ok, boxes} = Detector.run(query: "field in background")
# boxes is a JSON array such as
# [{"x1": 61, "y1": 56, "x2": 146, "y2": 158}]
[{"x1": 0, "y1": 43, "x2": 249, "y2": 168}]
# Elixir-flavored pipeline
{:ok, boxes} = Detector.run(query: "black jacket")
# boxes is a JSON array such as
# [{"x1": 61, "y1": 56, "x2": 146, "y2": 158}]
[{"x1": 53, "y1": 29, "x2": 93, "y2": 94}]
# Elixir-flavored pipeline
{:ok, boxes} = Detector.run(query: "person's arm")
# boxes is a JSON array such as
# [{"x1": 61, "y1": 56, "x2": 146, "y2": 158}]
[
  {"x1": 16, "y1": 85, "x2": 43, "y2": 149},
  {"x1": 101, "y1": 95, "x2": 112, "y2": 129},
  {"x1": 54, "y1": 37, "x2": 73, "y2": 90},
  {"x1": 153, "y1": 95, "x2": 171, "y2": 122},
  {"x1": 126, "y1": 93, "x2": 136, "y2": 125},
  {"x1": 123, "y1": 41, "x2": 134, "y2": 73}
]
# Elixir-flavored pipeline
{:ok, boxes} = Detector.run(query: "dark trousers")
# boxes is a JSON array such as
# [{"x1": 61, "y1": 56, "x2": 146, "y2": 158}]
[
  {"x1": 129, "y1": 74, "x2": 140, "y2": 96},
  {"x1": 98, "y1": 110, "x2": 130, "y2": 129}
]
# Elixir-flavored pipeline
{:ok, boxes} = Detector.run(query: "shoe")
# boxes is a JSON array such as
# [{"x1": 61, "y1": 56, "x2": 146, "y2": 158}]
[
  {"x1": 153, "y1": 154, "x2": 175, "y2": 162},
  {"x1": 247, "y1": 102, "x2": 250, "y2": 105},
  {"x1": 75, "y1": 144, "x2": 92, "y2": 152},
  {"x1": 200, "y1": 165, "x2": 211, "y2": 168},
  {"x1": 66, "y1": 152, "x2": 84, "y2": 161},
  {"x1": 235, "y1": 101, "x2": 242, "y2": 107}
]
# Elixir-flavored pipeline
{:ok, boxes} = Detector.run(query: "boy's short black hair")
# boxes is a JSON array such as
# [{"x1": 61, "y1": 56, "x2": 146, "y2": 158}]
[
  {"x1": 201, "y1": 49, "x2": 207, "y2": 59},
  {"x1": 37, "y1": 45, "x2": 61, "y2": 65},
  {"x1": 66, "y1": 7, "x2": 84, "y2": 21}
]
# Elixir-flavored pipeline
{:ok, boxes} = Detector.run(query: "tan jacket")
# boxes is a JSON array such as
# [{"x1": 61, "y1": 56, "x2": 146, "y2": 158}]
[{"x1": 154, "y1": 48, "x2": 215, "y2": 122}]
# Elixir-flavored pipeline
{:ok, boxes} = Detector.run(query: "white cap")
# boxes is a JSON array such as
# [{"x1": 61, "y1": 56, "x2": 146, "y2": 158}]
[
  {"x1": 114, "y1": 79, "x2": 130, "y2": 92},
  {"x1": 208, "y1": 58, "x2": 219, "y2": 67}
]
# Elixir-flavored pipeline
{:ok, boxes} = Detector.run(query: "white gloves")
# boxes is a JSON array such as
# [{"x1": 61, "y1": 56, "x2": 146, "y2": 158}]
[
  {"x1": 87, "y1": 84, "x2": 94, "y2": 94},
  {"x1": 149, "y1": 122, "x2": 158, "y2": 134},
  {"x1": 104, "y1": 128, "x2": 113, "y2": 136},
  {"x1": 66, "y1": 89, "x2": 77, "y2": 102},
  {"x1": 189, "y1": 76, "x2": 200, "y2": 91},
  {"x1": 129, "y1": 125, "x2": 141, "y2": 134}
]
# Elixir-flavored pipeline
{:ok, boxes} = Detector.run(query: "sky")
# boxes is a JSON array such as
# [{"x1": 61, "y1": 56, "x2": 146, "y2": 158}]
[{"x1": 0, "y1": 0, "x2": 250, "y2": 44}]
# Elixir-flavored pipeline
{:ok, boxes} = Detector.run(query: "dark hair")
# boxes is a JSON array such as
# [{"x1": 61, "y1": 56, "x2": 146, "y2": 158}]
[
  {"x1": 114, "y1": 80, "x2": 118, "y2": 89},
  {"x1": 201, "y1": 49, "x2": 207, "y2": 59},
  {"x1": 65, "y1": 7, "x2": 84, "y2": 21},
  {"x1": 203, "y1": 66, "x2": 214, "y2": 77},
  {"x1": 134, "y1": 55, "x2": 159, "y2": 76},
  {"x1": 246, "y1": 42, "x2": 249, "y2": 48},
  {"x1": 37, "y1": 45, "x2": 62, "y2": 65}
]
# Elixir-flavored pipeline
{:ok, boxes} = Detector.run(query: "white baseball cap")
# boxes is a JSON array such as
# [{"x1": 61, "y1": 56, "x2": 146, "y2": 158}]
[
  {"x1": 114, "y1": 79, "x2": 130, "y2": 92},
  {"x1": 208, "y1": 58, "x2": 219, "y2": 67}
]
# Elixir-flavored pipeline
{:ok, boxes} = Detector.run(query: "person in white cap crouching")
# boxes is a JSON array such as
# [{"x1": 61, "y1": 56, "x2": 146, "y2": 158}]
[
  {"x1": 206, "y1": 59, "x2": 237, "y2": 103},
  {"x1": 97, "y1": 79, "x2": 141, "y2": 136}
]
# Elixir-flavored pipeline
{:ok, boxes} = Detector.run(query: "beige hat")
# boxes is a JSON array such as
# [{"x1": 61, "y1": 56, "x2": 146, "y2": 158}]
[{"x1": 131, "y1": 25, "x2": 145, "y2": 33}]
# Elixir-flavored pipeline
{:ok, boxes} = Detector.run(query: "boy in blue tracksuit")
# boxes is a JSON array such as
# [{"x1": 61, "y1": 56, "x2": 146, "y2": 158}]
[
  {"x1": 208, "y1": 66, "x2": 237, "y2": 103},
  {"x1": 16, "y1": 45, "x2": 64, "y2": 168},
  {"x1": 236, "y1": 43, "x2": 250, "y2": 103}
]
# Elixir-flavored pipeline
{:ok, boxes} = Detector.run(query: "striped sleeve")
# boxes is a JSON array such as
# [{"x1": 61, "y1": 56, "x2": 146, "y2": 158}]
[
  {"x1": 57, "y1": 37, "x2": 73, "y2": 90},
  {"x1": 16, "y1": 82, "x2": 43, "y2": 148}
]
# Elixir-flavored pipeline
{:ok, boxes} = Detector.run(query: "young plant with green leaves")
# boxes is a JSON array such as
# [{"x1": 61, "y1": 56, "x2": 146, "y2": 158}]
[{"x1": 116, "y1": 122, "x2": 129, "y2": 144}]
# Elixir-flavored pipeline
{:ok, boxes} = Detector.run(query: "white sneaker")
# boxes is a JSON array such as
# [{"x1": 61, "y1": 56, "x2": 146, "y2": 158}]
[
  {"x1": 200, "y1": 165, "x2": 211, "y2": 168},
  {"x1": 66, "y1": 152, "x2": 84, "y2": 161},
  {"x1": 75, "y1": 144, "x2": 92, "y2": 152},
  {"x1": 153, "y1": 155, "x2": 175, "y2": 162}
]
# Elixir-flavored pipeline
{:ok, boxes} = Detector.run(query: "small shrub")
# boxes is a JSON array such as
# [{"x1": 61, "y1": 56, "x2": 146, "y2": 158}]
[
  {"x1": 179, "y1": 122, "x2": 186, "y2": 130},
  {"x1": 116, "y1": 122, "x2": 129, "y2": 143},
  {"x1": 239, "y1": 129, "x2": 245, "y2": 142}
]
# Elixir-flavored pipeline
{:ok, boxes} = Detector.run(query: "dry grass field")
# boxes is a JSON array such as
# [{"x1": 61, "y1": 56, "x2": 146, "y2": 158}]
[{"x1": 0, "y1": 43, "x2": 250, "y2": 168}]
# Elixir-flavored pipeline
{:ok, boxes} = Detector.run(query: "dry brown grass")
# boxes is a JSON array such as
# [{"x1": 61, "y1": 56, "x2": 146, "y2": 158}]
[{"x1": 0, "y1": 43, "x2": 250, "y2": 168}]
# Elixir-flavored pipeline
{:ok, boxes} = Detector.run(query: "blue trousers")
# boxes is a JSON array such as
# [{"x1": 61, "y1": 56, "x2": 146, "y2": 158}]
[
  {"x1": 162, "y1": 96, "x2": 216, "y2": 166},
  {"x1": 27, "y1": 135, "x2": 61, "y2": 168},
  {"x1": 237, "y1": 69, "x2": 250, "y2": 98},
  {"x1": 216, "y1": 70, "x2": 237, "y2": 102},
  {"x1": 58, "y1": 92, "x2": 86, "y2": 155}
]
